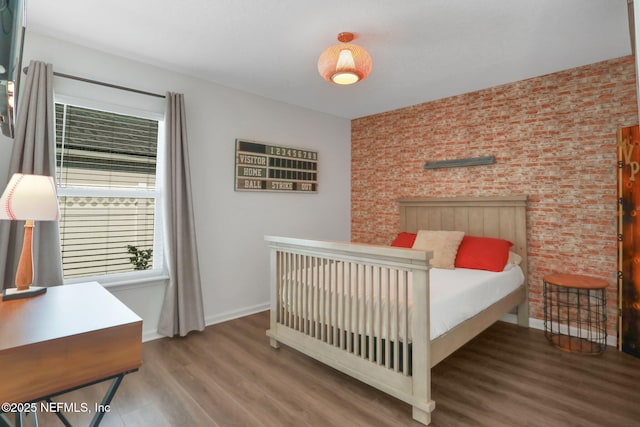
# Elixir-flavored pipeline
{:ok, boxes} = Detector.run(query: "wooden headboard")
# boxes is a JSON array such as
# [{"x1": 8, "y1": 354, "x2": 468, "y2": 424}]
[{"x1": 398, "y1": 195, "x2": 528, "y2": 280}]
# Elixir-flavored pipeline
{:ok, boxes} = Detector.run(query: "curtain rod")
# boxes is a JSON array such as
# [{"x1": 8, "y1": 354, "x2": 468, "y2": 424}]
[{"x1": 23, "y1": 66, "x2": 166, "y2": 99}]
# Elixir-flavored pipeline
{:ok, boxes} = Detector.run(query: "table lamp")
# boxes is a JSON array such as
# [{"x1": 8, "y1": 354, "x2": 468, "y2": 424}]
[{"x1": 0, "y1": 173, "x2": 60, "y2": 300}]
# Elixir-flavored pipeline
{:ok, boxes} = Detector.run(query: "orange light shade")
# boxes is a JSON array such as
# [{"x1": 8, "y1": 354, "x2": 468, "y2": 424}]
[{"x1": 317, "y1": 33, "x2": 372, "y2": 85}]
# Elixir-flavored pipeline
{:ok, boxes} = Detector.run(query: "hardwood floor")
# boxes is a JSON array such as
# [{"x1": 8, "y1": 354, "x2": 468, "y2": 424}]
[{"x1": 34, "y1": 311, "x2": 640, "y2": 427}]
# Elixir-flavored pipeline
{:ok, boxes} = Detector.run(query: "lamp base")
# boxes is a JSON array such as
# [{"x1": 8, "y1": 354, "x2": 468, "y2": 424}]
[{"x1": 2, "y1": 286, "x2": 47, "y2": 301}]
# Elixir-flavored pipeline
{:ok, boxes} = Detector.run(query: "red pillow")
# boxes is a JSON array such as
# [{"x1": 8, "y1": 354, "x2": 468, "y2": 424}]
[
  {"x1": 454, "y1": 235, "x2": 513, "y2": 272},
  {"x1": 390, "y1": 232, "x2": 417, "y2": 248}
]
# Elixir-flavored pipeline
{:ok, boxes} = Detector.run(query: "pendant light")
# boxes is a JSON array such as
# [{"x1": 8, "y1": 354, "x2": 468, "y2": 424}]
[{"x1": 317, "y1": 32, "x2": 372, "y2": 85}]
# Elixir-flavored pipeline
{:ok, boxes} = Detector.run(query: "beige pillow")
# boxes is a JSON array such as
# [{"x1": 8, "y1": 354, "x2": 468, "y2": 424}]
[
  {"x1": 412, "y1": 230, "x2": 465, "y2": 269},
  {"x1": 508, "y1": 251, "x2": 522, "y2": 265}
]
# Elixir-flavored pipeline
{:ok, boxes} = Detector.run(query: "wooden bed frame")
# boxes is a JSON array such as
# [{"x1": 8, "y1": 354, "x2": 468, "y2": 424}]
[{"x1": 265, "y1": 196, "x2": 528, "y2": 425}]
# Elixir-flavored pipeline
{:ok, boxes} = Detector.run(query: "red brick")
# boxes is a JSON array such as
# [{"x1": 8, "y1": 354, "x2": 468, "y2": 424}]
[{"x1": 351, "y1": 56, "x2": 638, "y2": 336}]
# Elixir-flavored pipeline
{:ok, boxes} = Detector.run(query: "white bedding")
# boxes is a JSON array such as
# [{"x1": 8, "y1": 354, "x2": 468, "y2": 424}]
[
  {"x1": 429, "y1": 265, "x2": 524, "y2": 339},
  {"x1": 281, "y1": 264, "x2": 524, "y2": 341}
]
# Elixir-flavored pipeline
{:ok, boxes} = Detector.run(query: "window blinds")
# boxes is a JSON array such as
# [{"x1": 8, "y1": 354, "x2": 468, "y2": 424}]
[
  {"x1": 55, "y1": 104, "x2": 157, "y2": 187},
  {"x1": 55, "y1": 103, "x2": 159, "y2": 279}
]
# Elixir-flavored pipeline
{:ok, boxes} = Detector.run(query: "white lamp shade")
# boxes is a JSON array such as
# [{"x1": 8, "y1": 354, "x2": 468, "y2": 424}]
[{"x1": 0, "y1": 173, "x2": 60, "y2": 221}]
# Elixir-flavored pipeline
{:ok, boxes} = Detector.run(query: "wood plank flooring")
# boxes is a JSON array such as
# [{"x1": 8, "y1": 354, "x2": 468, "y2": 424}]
[{"x1": 33, "y1": 311, "x2": 640, "y2": 427}]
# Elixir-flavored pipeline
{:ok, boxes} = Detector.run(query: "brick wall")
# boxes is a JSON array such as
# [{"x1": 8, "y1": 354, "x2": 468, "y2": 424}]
[{"x1": 351, "y1": 56, "x2": 638, "y2": 334}]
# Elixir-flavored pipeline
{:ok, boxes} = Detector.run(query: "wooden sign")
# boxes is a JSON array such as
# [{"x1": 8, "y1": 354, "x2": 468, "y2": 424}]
[
  {"x1": 235, "y1": 139, "x2": 318, "y2": 192},
  {"x1": 618, "y1": 126, "x2": 640, "y2": 357}
]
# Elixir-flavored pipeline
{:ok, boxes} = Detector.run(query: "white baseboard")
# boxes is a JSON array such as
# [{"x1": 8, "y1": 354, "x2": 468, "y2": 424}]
[
  {"x1": 204, "y1": 302, "x2": 270, "y2": 327},
  {"x1": 143, "y1": 329, "x2": 164, "y2": 342},
  {"x1": 141, "y1": 302, "x2": 270, "y2": 343},
  {"x1": 500, "y1": 314, "x2": 617, "y2": 347}
]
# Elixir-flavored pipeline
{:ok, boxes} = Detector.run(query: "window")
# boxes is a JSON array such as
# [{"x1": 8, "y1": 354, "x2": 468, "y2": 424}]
[{"x1": 55, "y1": 100, "x2": 164, "y2": 281}]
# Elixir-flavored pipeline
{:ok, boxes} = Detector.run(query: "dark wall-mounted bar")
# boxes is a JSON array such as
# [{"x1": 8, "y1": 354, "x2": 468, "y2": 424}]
[{"x1": 424, "y1": 155, "x2": 495, "y2": 170}]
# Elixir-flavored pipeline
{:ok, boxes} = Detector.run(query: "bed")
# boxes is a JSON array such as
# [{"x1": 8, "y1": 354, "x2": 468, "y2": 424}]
[{"x1": 265, "y1": 196, "x2": 528, "y2": 425}]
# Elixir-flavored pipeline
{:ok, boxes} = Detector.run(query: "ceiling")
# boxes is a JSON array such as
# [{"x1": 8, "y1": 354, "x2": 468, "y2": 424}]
[{"x1": 26, "y1": 0, "x2": 632, "y2": 119}]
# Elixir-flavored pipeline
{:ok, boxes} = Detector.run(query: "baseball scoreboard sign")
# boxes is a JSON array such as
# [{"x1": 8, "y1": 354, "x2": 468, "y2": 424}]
[{"x1": 235, "y1": 139, "x2": 318, "y2": 192}]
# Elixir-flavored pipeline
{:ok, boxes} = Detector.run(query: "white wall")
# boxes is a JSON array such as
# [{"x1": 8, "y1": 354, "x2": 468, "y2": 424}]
[{"x1": 1, "y1": 32, "x2": 351, "y2": 340}]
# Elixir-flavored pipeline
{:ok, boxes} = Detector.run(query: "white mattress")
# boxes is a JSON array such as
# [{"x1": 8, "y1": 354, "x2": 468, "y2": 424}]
[
  {"x1": 281, "y1": 264, "x2": 524, "y2": 341},
  {"x1": 429, "y1": 265, "x2": 524, "y2": 339}
]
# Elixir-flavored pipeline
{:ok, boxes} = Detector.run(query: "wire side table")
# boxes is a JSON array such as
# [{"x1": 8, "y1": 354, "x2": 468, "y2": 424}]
[{"x1": 543, "y1": 273, "x2": 607, "y2": 354}]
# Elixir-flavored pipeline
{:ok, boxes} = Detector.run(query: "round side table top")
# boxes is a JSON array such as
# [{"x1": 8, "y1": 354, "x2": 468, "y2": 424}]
[{"x1": 543, "y1": 273, "x2": 608, "y2": 289}]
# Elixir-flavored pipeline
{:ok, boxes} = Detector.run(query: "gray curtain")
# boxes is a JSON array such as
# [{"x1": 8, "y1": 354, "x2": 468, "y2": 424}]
[
  {"x1": 0, "y1": 60, "x2": 63, "y2": 288},
  {"x1": 158, "y1": 92, "x2": 205, "y2": 337}
]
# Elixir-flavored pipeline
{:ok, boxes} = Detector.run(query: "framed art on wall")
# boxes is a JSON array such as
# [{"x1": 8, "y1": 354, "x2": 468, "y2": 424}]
[{"x1": 234, "y1": 139, "x2": 318, "y2": 193}]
